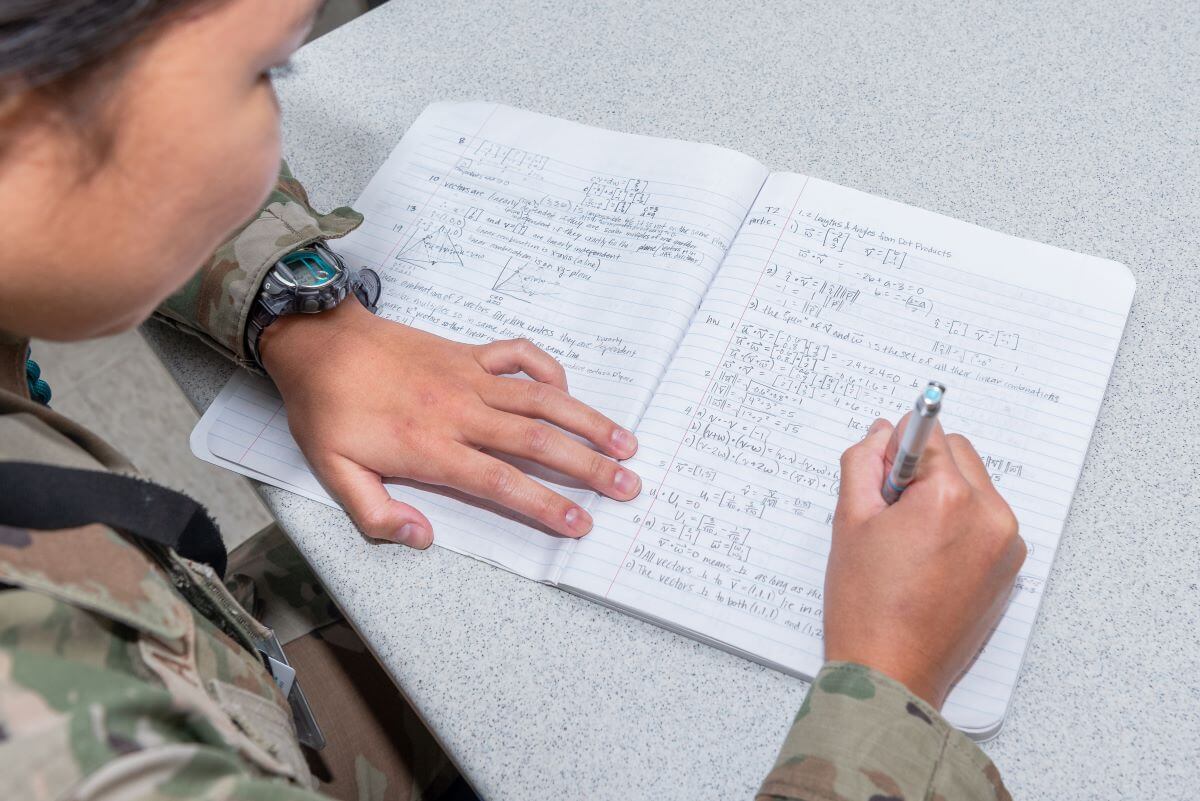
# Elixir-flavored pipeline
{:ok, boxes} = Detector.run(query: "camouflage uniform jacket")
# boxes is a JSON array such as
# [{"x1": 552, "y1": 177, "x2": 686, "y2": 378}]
[
  {"x1": 0, "y1": 164, "x2": 359, "y2": 800},
  {"x1": 0, "y1": 164, "x2": 1011, "y2": 801}
]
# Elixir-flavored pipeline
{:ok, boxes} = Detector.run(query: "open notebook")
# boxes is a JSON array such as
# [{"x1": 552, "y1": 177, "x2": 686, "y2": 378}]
[{"x1": 192, "y1": 101, "x2": 1135, "y2": 738}]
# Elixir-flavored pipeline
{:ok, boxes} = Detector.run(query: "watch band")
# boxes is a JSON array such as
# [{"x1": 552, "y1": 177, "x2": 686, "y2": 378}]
[
  {"x1": 245, "y1": 242, "x2": 382, "y2": 370},
  {"x1": 352, "y1": 264, "x2": 382, "y2": 313},
  {"x1": 245, "y1": 300, "x2": 283, "y2": 370}
]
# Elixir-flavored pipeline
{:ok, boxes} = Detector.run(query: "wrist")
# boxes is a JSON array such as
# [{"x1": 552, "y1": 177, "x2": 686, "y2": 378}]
[
  {"x1": 259, "y1": 293, "x2": 372, "y2": 377},
  {"x1": 824, "y1": 649, "x2": 947, "y2": 709}
]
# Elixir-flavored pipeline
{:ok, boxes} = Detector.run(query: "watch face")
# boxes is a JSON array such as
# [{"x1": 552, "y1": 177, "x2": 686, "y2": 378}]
[{"x1": 281, "y1": 250, "x2": 341, "y2": 288}]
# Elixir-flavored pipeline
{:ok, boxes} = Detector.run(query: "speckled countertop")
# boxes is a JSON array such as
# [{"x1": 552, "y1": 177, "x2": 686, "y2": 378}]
[{"x1": 145, "y1": 1, "x2": 1200, "y2": 797}]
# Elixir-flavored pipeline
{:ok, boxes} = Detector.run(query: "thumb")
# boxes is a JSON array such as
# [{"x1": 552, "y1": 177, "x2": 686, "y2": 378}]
[
  {"x1": 316, "y1": 455, "x2": 434, "y2": 548},
  {"x1": 835, "y1": 418, "x2": 894, "y2": 525}
]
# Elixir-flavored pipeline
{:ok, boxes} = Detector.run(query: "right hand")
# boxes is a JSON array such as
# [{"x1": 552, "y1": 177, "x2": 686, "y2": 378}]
[{"x1": 823, "y1": 415, "x2": 1027, "y2": 709}]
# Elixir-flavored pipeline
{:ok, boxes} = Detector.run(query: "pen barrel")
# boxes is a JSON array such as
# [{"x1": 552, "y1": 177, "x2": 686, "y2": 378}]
[
  {"x1": 891, "y1": 412, "x2": 937, "y2": 485},
  {"x1": 881, "y1": 475, "x2": 904, "y2": 504},
  {"x1": 881, "y1": 382, "x2": 944, "y2": 503}
]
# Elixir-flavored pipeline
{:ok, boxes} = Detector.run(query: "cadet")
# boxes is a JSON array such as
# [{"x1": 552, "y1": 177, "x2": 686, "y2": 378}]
[{"x1": 0, "y1": 2, "x2": 1024, "y2": 800}]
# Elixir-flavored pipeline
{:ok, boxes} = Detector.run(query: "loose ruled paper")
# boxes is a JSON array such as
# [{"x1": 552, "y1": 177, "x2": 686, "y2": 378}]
[
  {"x1": 196, "y1": 102, "x2": 768, "y2": 581},
  {"x1": 562, "y1": 172, "x2": 1134, "y2": 735}
]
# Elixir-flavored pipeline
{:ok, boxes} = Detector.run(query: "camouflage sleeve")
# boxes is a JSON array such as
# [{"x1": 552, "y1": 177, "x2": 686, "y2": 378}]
[
  {"x1": 153, "y1": 161, "x2": 363, "y2": 372},
  {"x1": 757, "y1": 662, "x2": 1011, "y2": 801}
]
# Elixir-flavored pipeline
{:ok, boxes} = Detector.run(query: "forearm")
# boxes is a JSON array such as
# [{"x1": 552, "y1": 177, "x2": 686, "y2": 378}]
[
  {"x1": 152, "y1": 161, "x2": 361, "y2": 370},
  {"x1": 758, "y1": 662, "x2": 1010, "y2": 801}
]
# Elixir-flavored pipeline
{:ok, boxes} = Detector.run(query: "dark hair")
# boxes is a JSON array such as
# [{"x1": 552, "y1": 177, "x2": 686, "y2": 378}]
[
  {"x1": 0, "y1": 0, "x2": 218, "y2": 162},
  {"x1": 0, "y1": 1, "x2": 216, "y2": 90}
]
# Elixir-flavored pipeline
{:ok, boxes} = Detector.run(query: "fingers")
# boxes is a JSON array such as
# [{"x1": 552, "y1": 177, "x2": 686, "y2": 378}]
[
  {"x1": 945, "y1": 433, "x2": 996, "y2": 494},
  {"x1": 480, "y1": 376, "x2": 637, "y2": 459},
  {"x1": 887, "y1": 412, "x2": 961, "y2": 484},
  {"x1": 472, "y1": 410, "x2": 641, "y2": 501},
  {"x1": 315, "y1": 455, "x2": 435, "y2": 548},
  {"x1": 945, "y1": 433, "x2": 1023, "y2": 558},
  {"x1": 892, "y1": 411, "x2": 995, "y2": 497},
  {"x1": 883, "y1": 414, "x2": 904, "y2": 466},
  {"x1": 835, "y1": 418, "x2": 895, "y2": 525},
  {"x1": 436, "y1": 446, "x2": 594, "y2": 538},
  {"x1": 474, "y1": 338, "x2": 568, "y2": 391}
]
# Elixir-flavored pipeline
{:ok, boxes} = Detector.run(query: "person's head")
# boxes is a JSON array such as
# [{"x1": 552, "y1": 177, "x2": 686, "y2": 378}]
[{"x1": 0, "y1": 0, "x2": 323, "y2": 340}]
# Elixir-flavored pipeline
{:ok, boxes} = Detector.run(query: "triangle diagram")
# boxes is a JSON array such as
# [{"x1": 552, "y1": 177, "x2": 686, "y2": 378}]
[{"x1": 395, "y1": 226, "x2": 464, "y2": 270}]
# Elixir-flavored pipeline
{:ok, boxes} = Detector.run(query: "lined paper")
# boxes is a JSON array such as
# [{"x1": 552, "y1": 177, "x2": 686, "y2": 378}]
[
  {"x1": 197, "y1": 102, "x2": 767, "y2": 581},
  {"x1": 194, "y1": 104, "x2": 1134, "y2": 736},
  {"x1": 561, "y1": 172, "x2": 1134, "y2": 734}
]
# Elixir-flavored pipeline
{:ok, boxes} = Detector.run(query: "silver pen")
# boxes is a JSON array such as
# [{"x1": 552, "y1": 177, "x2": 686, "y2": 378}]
[{"x1": 882, "y1": 381, "x2": 946, "y2": 504}]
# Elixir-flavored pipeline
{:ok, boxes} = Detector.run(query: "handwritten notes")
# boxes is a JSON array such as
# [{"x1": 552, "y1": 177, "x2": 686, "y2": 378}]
[
  {"x1": 194, "y1": 103, "x2": 1134, "y2": 736},
  {"x1": 563, "y1": 173, "x2": 1133, "y2": 734},
  {"x1": 336, "y1": 103, "x2": 772, "y2": 429},
  {"x1": 201, "y1": 102, "x2": 767, "y2": 581}
]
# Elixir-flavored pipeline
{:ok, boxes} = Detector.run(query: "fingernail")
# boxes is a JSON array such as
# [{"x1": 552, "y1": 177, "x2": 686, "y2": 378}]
[
  {"x1": 611, "y1": 427, "x2": 637, "y2": 453},
  {"x1": 395, "y1": 523, "x2": 428, "y2": 546},
  {"x1": 613, "y1": 468, "x2": 640, "y2": 496},
  {"x1": 868, "y1": 418, "x2": 888, "y2": 434},
  {"x1": 564, "y1": 506, "x2": 593, "y2": 535}
]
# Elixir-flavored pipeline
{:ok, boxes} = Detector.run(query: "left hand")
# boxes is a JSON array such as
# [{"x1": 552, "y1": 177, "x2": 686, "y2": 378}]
[{"x1": 258, "y1": 299, "x2": 641, "y2": 548}]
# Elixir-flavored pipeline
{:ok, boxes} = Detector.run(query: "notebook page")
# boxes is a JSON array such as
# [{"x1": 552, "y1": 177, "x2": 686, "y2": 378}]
[
  {"x1": 562, "y1": 172, "x2": 1134, "y2": 733},
  {"x1": 195, "y1": 101, "x2": 768, "y2": 581}
]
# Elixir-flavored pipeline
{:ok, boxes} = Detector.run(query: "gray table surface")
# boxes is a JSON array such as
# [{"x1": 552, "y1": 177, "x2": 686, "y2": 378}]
[{"x1": 147, "y1": 1, "x2": 1200, "y2": 797}]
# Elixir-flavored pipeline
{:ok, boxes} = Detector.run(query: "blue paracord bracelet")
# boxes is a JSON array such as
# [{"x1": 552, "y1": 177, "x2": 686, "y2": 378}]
[{"x1": 25, "y1": 349, "x2": 51, "y2": 406}]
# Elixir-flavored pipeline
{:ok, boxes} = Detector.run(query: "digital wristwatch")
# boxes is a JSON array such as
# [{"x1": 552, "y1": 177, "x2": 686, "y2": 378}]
[{"x1": 245, "y1": 240, "x2": 381, "y2": 368}]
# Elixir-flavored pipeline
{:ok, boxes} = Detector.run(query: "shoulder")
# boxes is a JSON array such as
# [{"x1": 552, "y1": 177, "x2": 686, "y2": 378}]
[
  {"x1": 0, "y1": 524, "x2": 313, "y2": 794},
  {"x1": 0, "y1": 523, "x2": 189, "y2": 642},
  {"x1": 0, "y1": 526, "x2": 191, "y2": 795}
]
